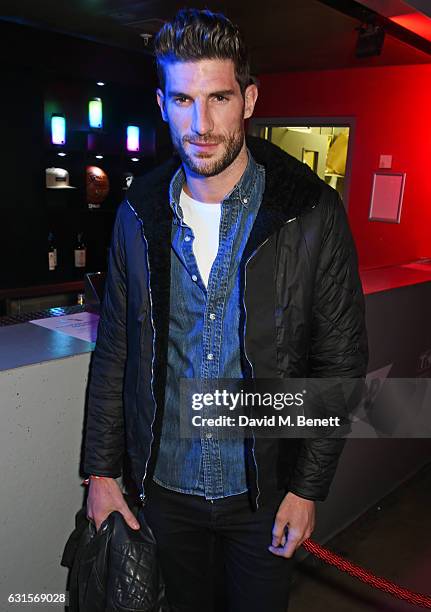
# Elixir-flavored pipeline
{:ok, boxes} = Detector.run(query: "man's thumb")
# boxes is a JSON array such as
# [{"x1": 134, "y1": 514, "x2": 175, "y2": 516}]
[{"x1": 123, "y1": 508, "x2": 140, "y2": 530}]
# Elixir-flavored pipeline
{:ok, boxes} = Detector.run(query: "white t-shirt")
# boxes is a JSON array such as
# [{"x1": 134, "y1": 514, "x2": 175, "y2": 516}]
[{"x1": 179, "y1": 188, "x2": 222, "y2": 287}]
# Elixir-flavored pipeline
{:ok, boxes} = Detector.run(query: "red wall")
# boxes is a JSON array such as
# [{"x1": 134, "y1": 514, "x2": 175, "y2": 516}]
[{"x1": 255, "y1": 65, "x2": 431, "y2": 269}]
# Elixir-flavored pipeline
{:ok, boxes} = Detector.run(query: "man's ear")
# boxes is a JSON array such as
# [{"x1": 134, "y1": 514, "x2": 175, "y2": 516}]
[
  {"x1": 156, "y1": 88, "x2": 168, "y2": 122},
  {"x1": 243, "y1": 83, "x2": 258, "y2": 120}
]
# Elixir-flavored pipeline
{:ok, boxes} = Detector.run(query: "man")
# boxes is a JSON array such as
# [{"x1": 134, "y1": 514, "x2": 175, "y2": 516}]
[{"x1": 84, "y1": 8, "x2": 368, "y2": 612}]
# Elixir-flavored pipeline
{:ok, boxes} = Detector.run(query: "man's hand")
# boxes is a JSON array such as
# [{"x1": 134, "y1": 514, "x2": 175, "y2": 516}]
[
  {"x1": 268, "y1": 491, "x2": 315, "y2": 558},
  {"x1": 86, "y1": 477, "x2": 140, "y2": 532}
]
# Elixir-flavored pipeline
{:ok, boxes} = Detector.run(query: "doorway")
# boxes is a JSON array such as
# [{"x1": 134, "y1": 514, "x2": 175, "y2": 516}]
[{"x1": 248, "y1": 118, "x2": 355, "y2": 208}]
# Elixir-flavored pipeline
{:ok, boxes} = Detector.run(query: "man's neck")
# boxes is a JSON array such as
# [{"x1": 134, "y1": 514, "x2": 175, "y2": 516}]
[{"x1": 182, "y1": 142, "x2": 248, "y2": 203}]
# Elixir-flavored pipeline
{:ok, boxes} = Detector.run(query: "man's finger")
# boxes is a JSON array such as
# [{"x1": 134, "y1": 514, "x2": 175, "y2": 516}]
[
  {"x1": 86, "y1": 511, "x2": 103, "y2": 531},
  {"x1": 272, "y1": 515, "x2": 287, "y2": 547},
  {"x1": 269, "y1": 528, "x2": 301, "y2": 558},
  {"x1": 94, "y1": 517, "x2": 104, "y2": 531},
  {"x1": 268, "y1": 538, "x2": 298, "y2": 558}
]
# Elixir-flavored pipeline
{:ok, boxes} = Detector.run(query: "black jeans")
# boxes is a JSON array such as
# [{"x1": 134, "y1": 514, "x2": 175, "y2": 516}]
[{"x1": 142, "y1": 480, "x2": 293, "y2": 612}]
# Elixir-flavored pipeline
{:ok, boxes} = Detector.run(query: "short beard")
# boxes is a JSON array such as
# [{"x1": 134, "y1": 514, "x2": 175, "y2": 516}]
[{"x1": 173, "y1": 127, "x2": 245, "y2": 177}]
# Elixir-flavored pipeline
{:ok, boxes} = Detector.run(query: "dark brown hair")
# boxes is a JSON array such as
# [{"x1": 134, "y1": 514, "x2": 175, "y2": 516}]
[{"x1": 154, "y1": 8, "x2": 251, "y2": 95}]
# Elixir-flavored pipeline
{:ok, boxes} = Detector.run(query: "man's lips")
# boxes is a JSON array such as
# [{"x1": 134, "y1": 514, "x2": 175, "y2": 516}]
[{"x1": 188, "y1": 141, "x2": 220, "y2": 148}]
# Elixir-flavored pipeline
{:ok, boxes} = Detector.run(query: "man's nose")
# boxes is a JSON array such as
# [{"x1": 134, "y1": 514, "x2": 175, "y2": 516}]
[{"x1": 191, "y1": 100, "x2": 213, "y2": 135}]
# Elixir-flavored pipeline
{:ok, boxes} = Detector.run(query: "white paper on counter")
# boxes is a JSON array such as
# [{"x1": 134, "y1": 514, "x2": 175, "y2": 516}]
[{"x1": 29, "y1": 312, "x2": 100, "y2": 343}]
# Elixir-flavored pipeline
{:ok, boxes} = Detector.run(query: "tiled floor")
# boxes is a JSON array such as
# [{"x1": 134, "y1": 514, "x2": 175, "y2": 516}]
[{"x1": 289, "y1": 462, "x2": 431, "y2": 611}]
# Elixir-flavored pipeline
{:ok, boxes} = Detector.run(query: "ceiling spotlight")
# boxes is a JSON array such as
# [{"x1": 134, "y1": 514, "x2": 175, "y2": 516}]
[
  {"x1": 95, "y1": 154, "x2": 104, "y2": 159},
  {"x1": 131, "y1": 157, "x2": 140, "y2": 162},
  {"x1": 57, "y1": 152, "x2": 67, "y2": 157},
  {"x1": 96, "y1": 81, "x2": 105, "y2": 86}
]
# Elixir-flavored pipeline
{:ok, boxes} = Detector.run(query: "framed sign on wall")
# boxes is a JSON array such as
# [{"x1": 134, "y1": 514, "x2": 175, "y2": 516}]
[{"x1": 369, "y1": 171, "x2": 406, "y2": 223}]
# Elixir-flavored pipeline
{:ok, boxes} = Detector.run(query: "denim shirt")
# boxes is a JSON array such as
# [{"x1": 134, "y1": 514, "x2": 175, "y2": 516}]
[{"x1": 153, "y1": 151, "x2": 265, "y2": 499}]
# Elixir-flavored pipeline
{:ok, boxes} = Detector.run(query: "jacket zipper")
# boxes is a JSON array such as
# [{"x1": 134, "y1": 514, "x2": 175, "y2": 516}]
[
  {"x1": 126, "y1": 199, "x2": 157, "y2": 505},
  {"x1": 242, "y1": 237, "x2": 271, "y2": 510}
]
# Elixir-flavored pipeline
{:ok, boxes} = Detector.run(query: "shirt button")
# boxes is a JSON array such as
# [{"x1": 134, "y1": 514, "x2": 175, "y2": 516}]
[
  {"x1": 191, "y1": 274, "x2": 198, "y2": 282},
  {"x1": 207, "y1": 353, "x2": 214, "y2": 360},
  {"x1": 184, "y1": 235, "x2": 191, "y2": 242},
  {"x1": 243, "y1": 197, "x2": 248, "y2": 204},
  {"x1": 209, "y1": 313, "x2": 216, "y2": 320},
  {"x1": 205, "y1": 432, "x2": 213, "y2": 439}
]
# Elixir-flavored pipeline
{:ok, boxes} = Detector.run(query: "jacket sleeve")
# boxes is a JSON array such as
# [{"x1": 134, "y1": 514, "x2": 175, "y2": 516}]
[
  {"x1": 288, "y1": 187, "x2": 369, "y2": 501},
  {"x1": 83, "y1": 204, "x2": 128, "y2": 478}
]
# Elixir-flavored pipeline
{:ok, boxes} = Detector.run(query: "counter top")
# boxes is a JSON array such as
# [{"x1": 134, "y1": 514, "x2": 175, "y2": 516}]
[
  {"x1": 360, "y1": 260, "x2": 431, "y2": 295},
  {"x1": 0, "y1": 320, "x2": 95, "y2": 372}
]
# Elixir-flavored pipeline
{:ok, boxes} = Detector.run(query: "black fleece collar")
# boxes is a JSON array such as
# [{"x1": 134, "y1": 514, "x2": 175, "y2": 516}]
[{"x1": 127, "y1": 135, "x2": 323, "y2": 230}]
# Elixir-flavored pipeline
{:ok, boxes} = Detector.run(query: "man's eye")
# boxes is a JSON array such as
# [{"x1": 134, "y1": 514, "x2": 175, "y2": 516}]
[
  {"x1": 174, "y1": 96, "x2": 189, "y2": 104},
  {"x1": 214, "y1": 95, "x2": 227, "y2": 102}
]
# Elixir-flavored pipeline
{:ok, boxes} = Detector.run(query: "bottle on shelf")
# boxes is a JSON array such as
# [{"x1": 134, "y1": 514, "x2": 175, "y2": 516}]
[
  {"x1": 74, "y1": 232, "x2": 86, "y2": 268},
  {"x1": 47, "y1": 231, "x2": 57, "y2": 271}
]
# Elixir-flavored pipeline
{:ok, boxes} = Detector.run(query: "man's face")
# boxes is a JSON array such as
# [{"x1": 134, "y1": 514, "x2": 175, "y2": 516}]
[{"x1": 157, "y1": 59, "x2": 257, "y2": 177}]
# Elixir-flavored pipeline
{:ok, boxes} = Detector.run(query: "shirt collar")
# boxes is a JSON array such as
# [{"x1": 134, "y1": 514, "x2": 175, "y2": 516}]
[{"x1": 168, "y1": 148, "x2": 260, "y2": 221}]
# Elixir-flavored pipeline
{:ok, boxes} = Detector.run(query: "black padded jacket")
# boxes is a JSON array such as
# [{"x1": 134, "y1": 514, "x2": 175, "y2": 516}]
[
  {"x1": 61, "y1": 504, "x2": 169, "y2": 611},
  {"x1": 83, "y1": 136, "x2": 368, "y2": 510}
]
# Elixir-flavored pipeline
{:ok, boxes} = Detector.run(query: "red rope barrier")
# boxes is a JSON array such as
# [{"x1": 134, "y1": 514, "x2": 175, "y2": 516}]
[{"x1": 302, "y1": 538, "x2": 431, "y2": 609}]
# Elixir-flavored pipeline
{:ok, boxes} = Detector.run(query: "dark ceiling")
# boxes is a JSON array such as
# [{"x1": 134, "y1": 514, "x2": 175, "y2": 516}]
[{"x1": 1, "y1": 0, "x2": 431, "y2": 73}]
